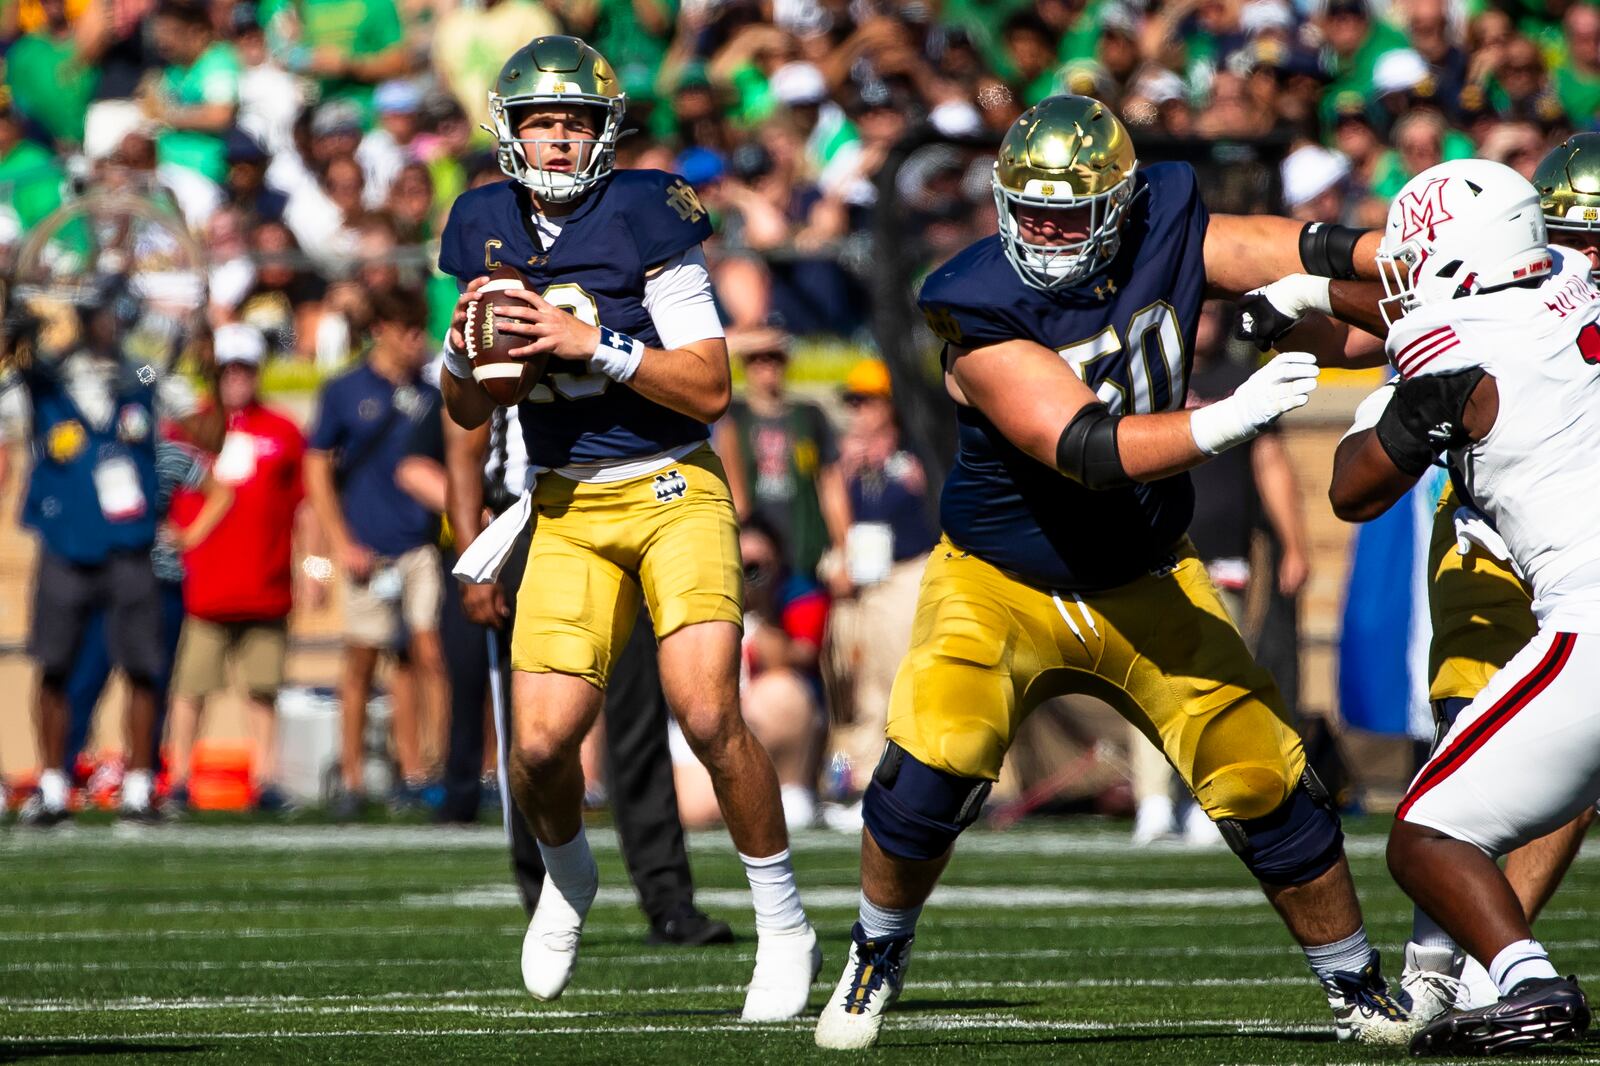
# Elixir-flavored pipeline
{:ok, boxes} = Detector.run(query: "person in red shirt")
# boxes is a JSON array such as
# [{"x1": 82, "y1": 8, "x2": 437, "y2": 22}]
[{"x1": 167, "y1": 324, "x2": 307, "y2": 811}]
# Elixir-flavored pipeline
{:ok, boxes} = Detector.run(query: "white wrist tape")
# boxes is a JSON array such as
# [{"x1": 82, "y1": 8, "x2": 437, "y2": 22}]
[
  {"x1": 1188, "y1": 398, "x2": 1258, "y2": 456},
  {"x1": 590, "y1": 326, "x2": 645, "y2": 383},
  {"x1": 441, "y1": 338, "x2": 474, "y2": 381}
]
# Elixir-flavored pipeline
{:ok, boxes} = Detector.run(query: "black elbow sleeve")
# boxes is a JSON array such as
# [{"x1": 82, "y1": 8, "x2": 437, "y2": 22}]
[
  {"x1": 1298, "y1": 222, "x2": 1368, "y2": 281},
  {"x1": 1056, "y1": 403, "x2": 1132, "y2": 490}
]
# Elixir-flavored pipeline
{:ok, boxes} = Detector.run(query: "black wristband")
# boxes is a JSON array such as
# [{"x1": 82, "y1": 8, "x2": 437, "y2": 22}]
[
  {"x1": 1299, "y1": 222, "x2": 1368, "y2": 281},
  {"x1": 1056, "y1": 402, "x2": 1131, "y2": 490}
]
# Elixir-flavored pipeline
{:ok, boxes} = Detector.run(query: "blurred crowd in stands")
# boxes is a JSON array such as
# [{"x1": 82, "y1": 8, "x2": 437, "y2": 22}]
[{"x1": 1, "y1": 0, "x2": 1596, "y2": 827}]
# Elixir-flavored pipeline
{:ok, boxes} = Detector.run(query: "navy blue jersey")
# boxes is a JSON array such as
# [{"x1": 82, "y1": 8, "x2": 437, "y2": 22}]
[
  {"x1": 919, "y1": 162, "x2": 1210, "y2": 591},
  {"x1": 439, "y1": 169, "x2": 714, "y2": 467}
]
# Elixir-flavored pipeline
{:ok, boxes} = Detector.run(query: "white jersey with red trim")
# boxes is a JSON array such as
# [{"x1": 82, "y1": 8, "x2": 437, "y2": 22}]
[{"x1": 1387, "y1": 245, "x2": 1600, "y2": 631}]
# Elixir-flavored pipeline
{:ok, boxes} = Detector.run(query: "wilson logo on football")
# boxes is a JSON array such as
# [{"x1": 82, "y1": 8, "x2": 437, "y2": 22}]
[{"x1": 653, "y1": 469, "x2": 688, "y2": 503}]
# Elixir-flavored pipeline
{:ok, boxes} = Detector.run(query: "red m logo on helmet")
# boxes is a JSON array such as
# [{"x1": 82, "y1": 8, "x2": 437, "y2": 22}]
[{"x1": 1399, "y1": 177, "x2": 1454, "y2": 242}]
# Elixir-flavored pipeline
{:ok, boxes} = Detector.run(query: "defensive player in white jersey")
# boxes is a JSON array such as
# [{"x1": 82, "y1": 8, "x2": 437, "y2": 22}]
[{"x1": 1327, "y1": 159, "x2": 1596, "y2": 1056}]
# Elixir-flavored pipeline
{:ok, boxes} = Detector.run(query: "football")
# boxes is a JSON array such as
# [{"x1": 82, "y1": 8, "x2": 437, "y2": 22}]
[{"x1": 464, "y1": 265, "x2": 547, "y2": 405}]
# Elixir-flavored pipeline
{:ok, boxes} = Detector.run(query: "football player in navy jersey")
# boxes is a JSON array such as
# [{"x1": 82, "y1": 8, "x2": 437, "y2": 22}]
[
  {"x1": 435, "y1": 36, "x2": 819, "y2": 1021},
  {"x1": 815, "y1": 95, "x2": 1414, "y2": 1050}
]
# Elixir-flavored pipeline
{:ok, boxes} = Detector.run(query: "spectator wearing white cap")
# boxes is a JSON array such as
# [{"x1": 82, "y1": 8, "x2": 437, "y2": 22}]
[
  {"x1": 358, "y1": 79, "x2": 423, "y2": 209},
  {"x1": 1280, "y1": 143, "x2": 1350, "y2": 223},
  {"x1": 166, "y1": 323, "x2": 307, "y2": 813},
  {"x1": 770, "y1": 61, "x2": 859, "y2": 184}
]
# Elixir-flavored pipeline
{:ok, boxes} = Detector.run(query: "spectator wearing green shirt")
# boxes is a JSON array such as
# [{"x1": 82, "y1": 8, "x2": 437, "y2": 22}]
[
  {"x1": 0, "y1": 97, "x2": 65, "y2": 248},
  {"x1": 261, "y1": 0, "x2": 415, "y2": 122},
  {"x1": 146, "y1": 1, "x2": 241, "y2": 185},
  {"x1": 1315, "y1": 0, "x2": 1410, "y2": 134},
  {"x1": 4, "y1": 0, "x2": 99, "y2": 148},
  {"x1": 1002, "y1": 11, "x2": 1062, "y2": 105},
  {"x1": 1553, "y1": 6, "x2": 1600, "y2": 126},
  {"x1": 561, "y1": 0, "x2": 677, "y2": 117}
]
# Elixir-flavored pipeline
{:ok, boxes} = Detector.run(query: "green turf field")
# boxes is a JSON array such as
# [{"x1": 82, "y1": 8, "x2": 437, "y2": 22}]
[{"x1": 4, "y1": 817, "x2": 1599, "y2": 1064}]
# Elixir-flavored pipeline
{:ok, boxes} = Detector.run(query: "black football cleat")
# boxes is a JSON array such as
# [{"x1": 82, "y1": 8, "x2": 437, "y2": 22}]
[
  {"x1": 1409, "y1": 975, "x2": 1590, "y2": 1056},
  {"x1": 647, "y1": 902, "x2": 735, "y2": 946}
]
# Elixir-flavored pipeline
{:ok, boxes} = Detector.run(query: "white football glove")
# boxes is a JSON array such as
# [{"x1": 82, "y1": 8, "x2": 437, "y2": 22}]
[
  {"x1": 1453, "y1": 505, "x2": 1523, "y2": 578},
  {"x1": 1190, "y1": 350, "x2": 1320, "y2": 455},
  {"x1": 1236, "y1": 274, "x2": 1333, "y2": 351}
]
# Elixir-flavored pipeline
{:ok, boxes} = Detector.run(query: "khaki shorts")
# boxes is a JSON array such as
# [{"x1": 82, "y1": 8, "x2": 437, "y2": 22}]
[
  {"x1": 342, "y1": 543, "x2": 443, "y2": 648},
  {"x1": 172, "y1": 617, "x2": 289, "y2": 700}
]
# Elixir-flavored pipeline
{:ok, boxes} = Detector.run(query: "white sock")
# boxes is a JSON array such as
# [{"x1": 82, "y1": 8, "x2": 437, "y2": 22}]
[
  {"x1": 1411, "y1": 906, "x2": 1459, "y2": 951},
  {"x1": 535, "y1": 827, "x2": 599, "y2": 906},
  {"x1": 38, "y1": 768, "x2": 68, "y2": 811},
  {"x1": 858, "y1": 891, "x2": 921, "y2": 941},
  {"x1": 1304, "y1": 926, "x2": 1374, "y2": 983},
  {"x1": 122, "y1": 769, "x2": 152, "y2": 809},
  {"x1": 1488, "y1": 939, "x2": 1558, "y2": 995},
  {"x1": 740, "y1": 848, "x2": 807, "y2": 934}
]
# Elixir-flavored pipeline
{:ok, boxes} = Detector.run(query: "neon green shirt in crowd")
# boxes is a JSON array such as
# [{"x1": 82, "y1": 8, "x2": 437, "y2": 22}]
[
  {"x1": 0, "y1": 139, "x2": 64, "y2": 238},
  {"x1": 1318, "y1": 20, "x2": 1410, "y2": 136},
  {"x1": 4, "y1": 30, "x2": 98, "y2": 146},
  {"x1": 157, "y1": 41, "x2": 241, "y2": 184},
  {"x1": 588, "y1": 0, "x2": 677, "y2": 110},
  {"x1": 1554, "y1": 65, "x2": 1600, "y2": 125},
  {"x1": 1370, "y1": 129, "x2": 1476, "y2": 200},
  {"x1": 261, "y1": 0, "x2": 404, "y2": 121}
]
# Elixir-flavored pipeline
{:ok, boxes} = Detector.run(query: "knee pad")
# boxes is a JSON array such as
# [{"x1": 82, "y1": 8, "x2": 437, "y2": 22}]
[
  {"x1": 1217, "y1": 769, "x2": 1344, "y2": 886},
  {"x1": 861, "y1": 741, "x2": 992, "y2": 861}
]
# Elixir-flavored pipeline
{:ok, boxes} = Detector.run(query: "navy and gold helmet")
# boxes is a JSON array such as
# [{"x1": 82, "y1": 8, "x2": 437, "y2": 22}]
[
  {"x1": 487, "y1": 35, "x2": 624, "y2": 203},
  {"x1": 1534, "y1": 133, "x2": 1600, "y2": 277},
  {"x1": 991, "y1": 94, "x2": 1137, "y2": 290}
]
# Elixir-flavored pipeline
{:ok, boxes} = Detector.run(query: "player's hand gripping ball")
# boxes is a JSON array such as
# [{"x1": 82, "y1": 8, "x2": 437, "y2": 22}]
[{"x1": 464, "y1": 266, "x2": 550, "y2": 405}]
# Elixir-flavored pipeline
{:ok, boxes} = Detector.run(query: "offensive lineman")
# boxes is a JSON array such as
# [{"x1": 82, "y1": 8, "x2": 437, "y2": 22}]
[
  {"x1": 1328, "y1": 158, "x2": 1596, "y2": 1055},
  {"x1": 435, "y1": 37, "x2": 818, "y2": 1020},
  {"x1": 814, "y1": 95, "x2": 1413, "y2": 1050}
]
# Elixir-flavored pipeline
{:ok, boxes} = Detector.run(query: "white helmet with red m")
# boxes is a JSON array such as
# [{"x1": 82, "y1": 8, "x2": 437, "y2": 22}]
[{"x1": 1377, "y1": 159, "x2": 1551, "y2": 325}]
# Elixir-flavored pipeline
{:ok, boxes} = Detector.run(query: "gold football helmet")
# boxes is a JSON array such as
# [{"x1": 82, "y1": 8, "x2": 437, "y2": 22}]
[
  {"x1": 487, "y1": 35, "x2": 624, "y2": 202},
  {"x1": 1534, "y1": 133, "x2": 1600, "y2": 277},
  {"x1": 992, "y1": 94, "x2": 1137, "y2": 290}
]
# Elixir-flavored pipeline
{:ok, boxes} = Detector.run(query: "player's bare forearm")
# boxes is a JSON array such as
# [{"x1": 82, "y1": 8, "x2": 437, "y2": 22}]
[
  {"x1": 1329, "y1": 430, "x2": 1416, "y2": 522},
  {"x1": 951, "y1": 339, "x2": 1207, "y2": 482},
  {"x1": 625, "y1": 338, "x2": 732, "y2": 423},
  {"x1": 442, "y1": 370, "x2": 496, "y2": 431},
  {"x1": 444, "y1": 419, "x2": 490, "y2": 550},
  {"x1": 1329, "y1": 280, "x2": 1388, "y2": 337},
  {"x1": 1205, "y1": 216, "x2": 1381, "y2": 297}
]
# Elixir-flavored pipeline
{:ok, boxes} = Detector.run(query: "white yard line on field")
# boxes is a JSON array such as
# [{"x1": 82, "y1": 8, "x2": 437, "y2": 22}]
[
  {"x1": 0, "y1": 975, "x2": 1343, "y2": 1013},
  {"x1": 0, "y1": 824, "x2": 1416, "y2": 859},
  {"x1": 0, "y1": 1015, "x2": 1340, "y2": 1040}
]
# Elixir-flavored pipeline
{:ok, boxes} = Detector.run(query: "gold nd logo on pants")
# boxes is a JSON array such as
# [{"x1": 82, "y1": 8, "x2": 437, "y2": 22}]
[{"x1": 886, "y1": 537, "x2": 1306, "y2": 822}]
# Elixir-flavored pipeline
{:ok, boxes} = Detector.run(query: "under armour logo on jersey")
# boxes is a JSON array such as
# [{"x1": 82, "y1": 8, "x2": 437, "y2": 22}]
[
  {"x1": 1398, "y1": 177, "x2": 1454, "y2": 242},
  {"x1": 653, "y1": 469, "x2": 688, "y2": 503},
  {"x1": 1094, "y1": 279, "x2": 1118, "y2": 300}
]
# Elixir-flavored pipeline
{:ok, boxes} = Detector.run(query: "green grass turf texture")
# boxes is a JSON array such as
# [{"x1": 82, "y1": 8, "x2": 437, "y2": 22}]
[{"x1": 4, "y1": 816, "x2": 1599, "y2": 1064}]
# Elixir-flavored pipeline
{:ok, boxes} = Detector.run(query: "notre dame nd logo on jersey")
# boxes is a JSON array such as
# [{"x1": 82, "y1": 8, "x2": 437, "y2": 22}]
[
  {"x1": 665, "y1": 180, "x2": 706, "y2": 223},
  {"x1": 653, "y1": 468, "x2": 688, "y2": 502}
]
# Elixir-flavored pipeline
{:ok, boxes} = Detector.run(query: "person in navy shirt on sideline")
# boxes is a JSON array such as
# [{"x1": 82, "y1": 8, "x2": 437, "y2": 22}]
[{"x1": 305, "y1": 289, "x2": 447, "y2": 819}]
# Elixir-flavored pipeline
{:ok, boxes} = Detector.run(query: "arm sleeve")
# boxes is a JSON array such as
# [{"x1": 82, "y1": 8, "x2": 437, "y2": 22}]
[{"x1": 641, "y1": 247, "x2": 725, "y2": 349}]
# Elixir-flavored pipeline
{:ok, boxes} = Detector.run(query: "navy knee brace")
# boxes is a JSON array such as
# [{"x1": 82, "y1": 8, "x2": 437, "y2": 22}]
[
  {"x1": 861, "y1": 741, "x2": 992, "y2": 861},
  {"x1": 1217, "y1": 769, "x2": 1344, "y2": 886}
]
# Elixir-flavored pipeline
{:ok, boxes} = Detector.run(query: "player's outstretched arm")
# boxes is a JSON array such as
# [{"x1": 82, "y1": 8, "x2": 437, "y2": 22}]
[
  {"x1": 1330, "y1": 370, "x2": 1498, "y2": 521},
  {"x1": 1203, "y1": 215, "x2": 1382, "y2": 298},
  {"x1": 949, "y1": 338, "x2": 1317, "y2": 485},
  {"x1": 1236, "y1": 274, "x2": 1389, "y2": 364}
]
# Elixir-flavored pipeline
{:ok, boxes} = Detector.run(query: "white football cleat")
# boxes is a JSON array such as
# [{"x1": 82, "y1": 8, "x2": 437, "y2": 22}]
[
  {"x1": 741, "y1": 922, "x2": 822, "y2": 1022},
  {"x1": 520, "y1": 871, "x2": 598, "y2": 1001},
  {"x1": 1321, "y1": 950, "x2": 1415, "y2": 1046},
  {"x1": 814, "y1": 923, "x2": 913, "y2": 1049},
  {"x1": 1131, "y1": 794, "x2": 1174, "y2": 845},
  {"x1": 1401, "y1": 942, "x2": 1469, "y2": 1028}
]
